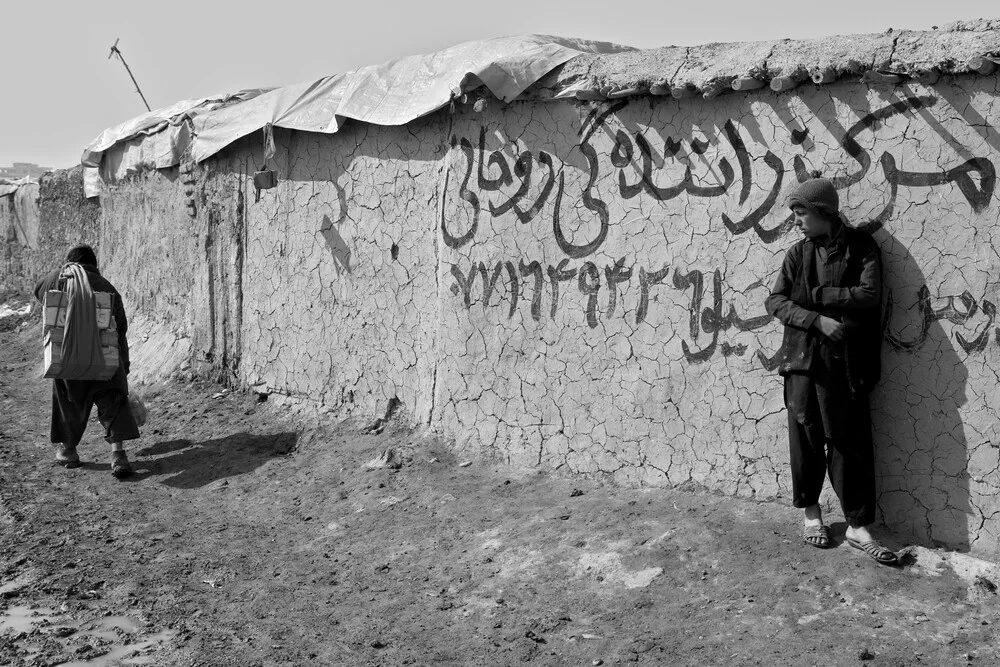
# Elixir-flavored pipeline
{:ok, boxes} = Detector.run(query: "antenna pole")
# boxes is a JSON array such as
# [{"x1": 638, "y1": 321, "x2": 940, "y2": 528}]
[{"x1": 108, "y1": 38, "x2": 152, "y2": 112}]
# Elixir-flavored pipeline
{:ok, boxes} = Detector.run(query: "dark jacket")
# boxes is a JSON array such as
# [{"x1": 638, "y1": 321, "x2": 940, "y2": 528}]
[
  {"x1": 764, "y1": 226, "x2": 882, "y2": 396},
  {"x1": 34, "y1": 264, "x2": 131, "y2": 376}
]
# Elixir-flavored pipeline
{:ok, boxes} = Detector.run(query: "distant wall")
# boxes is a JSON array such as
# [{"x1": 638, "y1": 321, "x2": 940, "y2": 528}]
[
  {"x1": 0, "y1": 169, "x2": 100, "y2": 295},
  {"x1": 91, "y1": 75, "x2": 1000, "y2": 555},
  {"x1": 0, "y1": 194, "x2": 18, "y2": 291}
]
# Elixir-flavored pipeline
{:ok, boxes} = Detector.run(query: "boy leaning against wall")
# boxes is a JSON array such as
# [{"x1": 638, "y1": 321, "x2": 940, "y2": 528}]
[
  {"x1": 764, "y1": 177, "x2": 898, "y2": 566},
  {"x1": 34, "y1": 244, "x2": 140, "y2": 478}
]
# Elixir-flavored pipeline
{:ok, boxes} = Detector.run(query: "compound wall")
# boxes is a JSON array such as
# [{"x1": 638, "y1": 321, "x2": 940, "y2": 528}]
[
  {"x1": 96, "y1": 76, "x2": 1000, "y2": 554},
  {"x1": 0, "y1": 170, "x2": 100, "y2": 296}
]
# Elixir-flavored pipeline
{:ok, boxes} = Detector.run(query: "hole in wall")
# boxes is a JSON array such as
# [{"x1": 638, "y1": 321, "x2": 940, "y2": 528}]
[{"x1": 390, "y1": 243, "x2": 399, "y2": 261}]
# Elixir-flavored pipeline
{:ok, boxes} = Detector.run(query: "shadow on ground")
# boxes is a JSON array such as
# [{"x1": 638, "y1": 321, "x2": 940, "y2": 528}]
[{"x1": 133, "y1": 432, "x2": 298, "y2": 489}]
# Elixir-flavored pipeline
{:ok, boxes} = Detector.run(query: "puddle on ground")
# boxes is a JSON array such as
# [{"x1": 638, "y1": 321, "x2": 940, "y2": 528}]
[
  {"x1": 0, "y1": 573, "x2": 36, "y2": 596},
  {"x1": 0, "y1": 606, "x2": 177, "y2": 665},
  {"x1": 0, "y1": 605, "x2": 58, "y2": 633},
  {"x1": 81, "y1": 614, "x2": 143, "y2": 635},
  {"x1": 59, "y1": 628, "x2": 178, "y2": 667}
]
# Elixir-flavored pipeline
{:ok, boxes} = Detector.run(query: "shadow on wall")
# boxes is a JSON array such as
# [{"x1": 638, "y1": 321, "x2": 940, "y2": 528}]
[
  {"x1": 320, "y1": 214, "x2": 352, "y2": 275},
  {"x1": 265, "y1": 120, "x2": 448, "y2": 276},
  {"x1": 230, "y1": 124, "x2": 444, "y2": 276},
  {"x1": 873, "y1": 228, "x2": 971, "y2": 551},
  {"x1": 133, "y1": 432, "x2": 298, "y2": 489}
]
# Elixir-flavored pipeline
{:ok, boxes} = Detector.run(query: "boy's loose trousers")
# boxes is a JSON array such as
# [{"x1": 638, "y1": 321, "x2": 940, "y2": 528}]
[
  {"x1": 785, "y1": 370, "x2": 877, "y2": 528},
  {"x1": 50, "y1": 368, "x2": 140, "y2": 446}
]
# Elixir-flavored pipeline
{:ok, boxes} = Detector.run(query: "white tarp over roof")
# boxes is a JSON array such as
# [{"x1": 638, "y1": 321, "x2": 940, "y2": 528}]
[
  {"x1": 81, "y1": 90, "x2": 270, "y2": 197},
  {"x1": 81, "y1": 90, "x2": 272, "y2": 168},
  {"x1": 192, "y1": 34, "x2": 636, "y2": 162},
  {"x1": 82, "y1": 35, "x2": 634, "y2": 196},
  {"x1": 190, "y1": 75, "x2": 348, "y2": 163}
]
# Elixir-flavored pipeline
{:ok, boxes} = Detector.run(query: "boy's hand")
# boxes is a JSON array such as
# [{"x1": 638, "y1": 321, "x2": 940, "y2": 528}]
[{"x1": 814, "y1": 315, "x2": 845, "y2": 342}]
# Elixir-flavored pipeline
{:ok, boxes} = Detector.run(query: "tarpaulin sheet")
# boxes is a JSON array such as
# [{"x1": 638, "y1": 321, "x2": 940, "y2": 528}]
[
  {"x1": 83, "y1": 167, "x2": 103, "y2": 199},
  {"x1": 81, "y1": 118, "x2": 209, "y2": 195},
  {"x1": 0, "y1": 177, "x2": 28, "y2": 198},
  {"x1": 190, "y1": 75, "x2": 348, "y2": 163},
  {"x1": 83, "y1": 35, "x2": 633, "y2": 195},
  {"x1": 81, "y1": 89, "x2": 270, "y2": 196},
  {"x1": 330, "y1": 34, "x2": 629, "y2": 123},
  {"x1": 13, "y1": 183, "x2": 40, "y2": 249},
  {"x1": 190, "y1": 35, "x2": 631, "y2": 162},
  {"x1": 0, "y1": 179, "x2": 40, "y2": 249}
]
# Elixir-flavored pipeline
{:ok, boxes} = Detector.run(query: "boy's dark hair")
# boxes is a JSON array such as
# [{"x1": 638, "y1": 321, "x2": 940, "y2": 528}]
[{"x1": 66, "y1": 244, "x2": 98, "y2": 267}]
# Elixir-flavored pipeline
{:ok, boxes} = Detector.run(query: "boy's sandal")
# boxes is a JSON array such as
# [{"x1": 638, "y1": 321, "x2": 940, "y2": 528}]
[
  {"x1": 803, "y1": 524, "x2": 830, "y2": 548},
  {"x1": 111, "y1": 455, "x2": 134, "y2": 479},
  {"x1": 845, "y1": 537, "x2": 898, "y2": 565},
  {"x1": 55, "y1": 446, "x2": 82, "y2": 469}
]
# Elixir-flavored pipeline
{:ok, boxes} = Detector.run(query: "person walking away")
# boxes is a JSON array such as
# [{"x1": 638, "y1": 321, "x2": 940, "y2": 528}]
[
  {"x1": 34, "y1": 244, "x2": 139, "y2": 478},
  {"x1": 764, "y1": 177, "x2": 897, "y2": 565}
]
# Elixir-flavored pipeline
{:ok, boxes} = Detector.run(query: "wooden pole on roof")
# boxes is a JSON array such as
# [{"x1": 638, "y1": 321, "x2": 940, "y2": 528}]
[
  {"x1": 862, "y1": 70, "x2": 905, "y2": 85},
  {"x1": 732, "y1": 77, "x2": 767, "y2": 91},
  {"x1": 913, "y1": 69, "x2": 940, "y2": 85},
  {"x1": 968, "y1": 56, "x2": 998, "y2": 75},
  {"x1": 811, "y1": 68, "x2": 838, "y2": 85},
  {"x1": 108, "y1": 38, "x2": 152, "y2": 112}
]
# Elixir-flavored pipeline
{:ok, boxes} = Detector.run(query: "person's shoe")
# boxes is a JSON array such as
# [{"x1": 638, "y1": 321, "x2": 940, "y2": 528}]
[
  {"x1": 110, "y1": 452, "x2": 134, "y2": 479},
  {"x1": 55, "y1": 445, "x2": 82, "y2": 468},
  {"x1": 803, "y1": 523, "x2": 831, "y2": 548},
  {"x1": 845, "y1": 537, "x2": 898, "y2": 565}
]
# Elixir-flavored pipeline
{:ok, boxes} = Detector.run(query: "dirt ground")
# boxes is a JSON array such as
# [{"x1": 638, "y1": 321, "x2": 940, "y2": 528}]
[{"x1": 1, "y1": 296, "x2": 999, "y2": 667}]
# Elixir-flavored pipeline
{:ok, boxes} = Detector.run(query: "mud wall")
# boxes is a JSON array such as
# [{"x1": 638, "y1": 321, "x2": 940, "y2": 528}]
[
  {"x1": 203, "y1": 117, "x2": 447, "y2": 418},
  {"x1": 435, "y1": 81, "x2": 1000, "y2": 555},
  {"x1": 0, "y1": 170, "x2": 101, "y2": 295},
  {"x1": 0, "y1": 195, "x2": 17, "y2": 291},
  {"x1": 98, "y1": 76, "x2": 1000, "y2": 555}
]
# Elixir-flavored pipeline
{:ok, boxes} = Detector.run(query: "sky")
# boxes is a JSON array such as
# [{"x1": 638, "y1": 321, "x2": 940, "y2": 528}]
[{"x1": 1, "y1": 0, "x2": 996, "y2": 170}]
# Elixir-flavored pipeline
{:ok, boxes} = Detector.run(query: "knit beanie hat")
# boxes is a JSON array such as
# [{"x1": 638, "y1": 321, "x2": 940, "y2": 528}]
[
  {"x1": 66, "y1": 244, "x2": 98, "y2": 267},
  {"x1": 786, "y1": 178, "x2": 839, "y2": 217}
]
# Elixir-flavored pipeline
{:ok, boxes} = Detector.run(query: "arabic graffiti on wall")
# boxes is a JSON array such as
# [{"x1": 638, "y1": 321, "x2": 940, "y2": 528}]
[
  {"x1": 427, "y1": 82, "x2": 1000, "y2": 553},
  {"x1": 199, "y1": 79, "x2": 998, "y2": 553},
  {"x1": 443, "y1": 96, "x2": 996, "y2": 253},
  {"x1": 440, "y1": 89, "x2": 999, "y2": 364}
]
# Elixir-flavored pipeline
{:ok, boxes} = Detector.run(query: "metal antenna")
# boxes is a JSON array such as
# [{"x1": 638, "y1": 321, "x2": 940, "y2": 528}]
[{"x1": 108, "y1": 38, "x2": 152, "y2": 112}]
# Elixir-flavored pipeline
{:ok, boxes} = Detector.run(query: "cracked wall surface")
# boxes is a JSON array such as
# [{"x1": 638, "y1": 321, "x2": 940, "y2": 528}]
[
  {"x1": 202, "y1": 117, "x2": 447, "y2": 423},
  {"x1": 437, "y1": 79, "x2": 999, "y2": 555},
  {"x1": 92, "y1": 76, "x2": 1000, "y2": 556}
]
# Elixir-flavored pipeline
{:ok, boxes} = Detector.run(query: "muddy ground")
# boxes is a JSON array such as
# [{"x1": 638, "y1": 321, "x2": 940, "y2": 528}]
[{"x1": 1, "y1": 297, "x2": 999, "y2": 667}]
